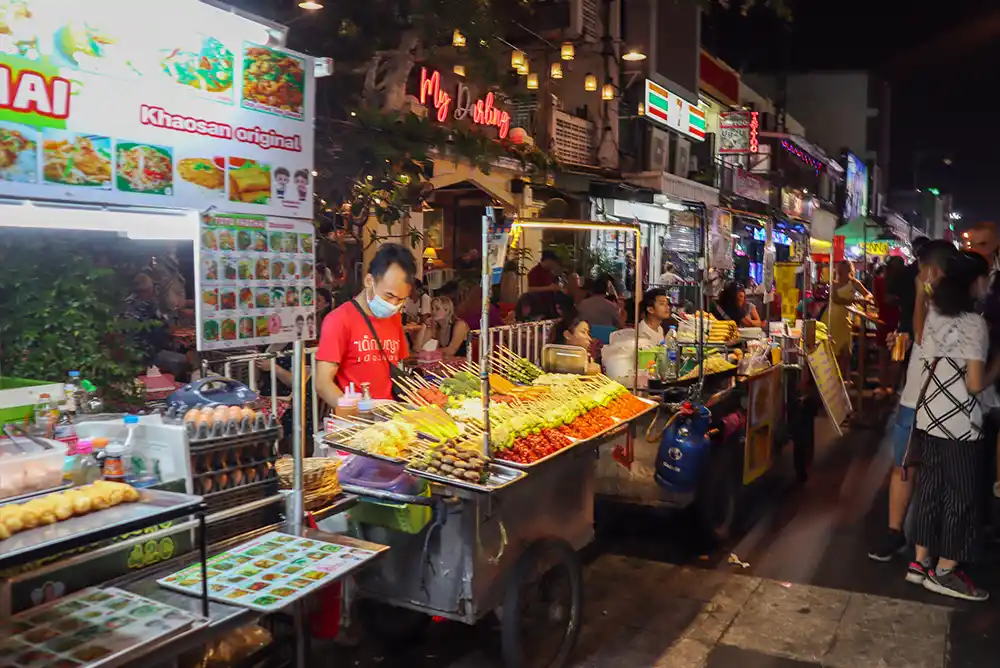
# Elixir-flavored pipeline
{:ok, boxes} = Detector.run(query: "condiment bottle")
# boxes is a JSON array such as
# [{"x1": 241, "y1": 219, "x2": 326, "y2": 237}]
[
  {"x1": 103, "y1": 443, "x2": 127, "y2": 482},
  {"x1": 335, "y1": 394, "x2": 359, "y2": 419},
  {"x1": 71, "y1": 441, "x2": 101, "y2": 485},
  {"x1": 91, "y1": 437, "x2": 109, "y2": 469},
  {"x1": 357, "y1": 383, "x2": 374, "y2": 420}
]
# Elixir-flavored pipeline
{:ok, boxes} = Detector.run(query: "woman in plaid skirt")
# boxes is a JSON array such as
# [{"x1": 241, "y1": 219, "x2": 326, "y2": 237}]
[{"x1": 908, "y1": 251, "x2": 1000, "y2": 601}]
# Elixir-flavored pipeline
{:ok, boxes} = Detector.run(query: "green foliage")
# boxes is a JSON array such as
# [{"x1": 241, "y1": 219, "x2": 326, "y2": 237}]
[
  {"x1": 549, "y1": 243, "x2": 620, "y2": 281},
  {"x1": 0, "y1": 234, "x2": 149, "y2": 399}
]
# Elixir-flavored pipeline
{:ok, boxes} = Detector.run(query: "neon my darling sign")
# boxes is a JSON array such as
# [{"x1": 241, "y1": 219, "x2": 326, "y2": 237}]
[{"x1": 417, "y1": 67, "x2": 511, "y2": 140}]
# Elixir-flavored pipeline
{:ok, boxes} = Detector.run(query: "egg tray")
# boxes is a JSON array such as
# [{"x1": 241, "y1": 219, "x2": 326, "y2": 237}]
[
  {"x1": 190, "y1": 457, "x2": 279, "y2": 496},
  {"x1": 187, "y1": 425, "x2": 282, "y2": 453}
]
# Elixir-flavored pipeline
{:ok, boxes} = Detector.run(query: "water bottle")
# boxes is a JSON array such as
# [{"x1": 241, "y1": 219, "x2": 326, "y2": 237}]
[
  {"x1": 122, "y1": 415, "x2": 141, "y2": 482},
  {"x1": 665, "y1": 326, "x2": 679, "y2": 380}
]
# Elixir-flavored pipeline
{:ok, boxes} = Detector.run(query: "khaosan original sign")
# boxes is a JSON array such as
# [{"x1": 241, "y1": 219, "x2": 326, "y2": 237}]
[
  {"x1": 0, "y1": 0, "x2": 315, "y2": 219},
  {"x1": 718, "y1": 111, "x2": 758, "y2": 155},
  {"x1": 644, "y1": 79, "x2": 706, "y2": 142}
]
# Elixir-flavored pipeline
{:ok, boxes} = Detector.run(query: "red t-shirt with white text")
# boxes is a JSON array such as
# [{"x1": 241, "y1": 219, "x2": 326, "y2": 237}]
[{"x1": 317, "y1": 301, "x2": 408, "y2": 400}]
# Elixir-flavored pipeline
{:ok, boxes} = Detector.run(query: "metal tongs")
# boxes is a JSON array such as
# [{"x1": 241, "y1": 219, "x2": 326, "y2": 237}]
[{"x1": 2, "y1": 423, "x2": 53, "y2": 453}]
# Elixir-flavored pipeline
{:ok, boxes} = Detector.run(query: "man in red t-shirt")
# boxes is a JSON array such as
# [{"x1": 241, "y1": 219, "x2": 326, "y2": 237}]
[
  {"x1": 316, "y1": 244, "x2": 416, "y2": 402},
  {"x1": 526, "y1": 250, "x2": 563, "y2": 318}
]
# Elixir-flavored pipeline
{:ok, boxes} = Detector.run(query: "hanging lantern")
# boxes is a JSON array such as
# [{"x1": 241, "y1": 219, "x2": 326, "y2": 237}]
[
  {"x1": 453, "y1": 64, "x2": 466, "y2": 77},
  {"x1": 584, "y1": 73, "x2": 597, "y2": 91},
  {"x1": 452, "y1": 29, "x2": 466, "y2": 48},
  {"x1": 511, "y1": 49, "x2": 526, "y2": 69},
  {"x1": 560, "y1": 42, "x2": 575, "y2": 60},
  {"x1": 550, "y1": 62, "x2": 563, "y2": 79},
  {"x1": 516, "y1": 59, "x2": 529, "y2": 75},
  {"x1": 637, "y1": 102, "x2": 645, "y2": 116},
  {"x1": 601, "y1": 81, "x2": 614, "y2": 100},
  {"x1": 526, "y1": 73, "x2": 539, "y2": 90}
]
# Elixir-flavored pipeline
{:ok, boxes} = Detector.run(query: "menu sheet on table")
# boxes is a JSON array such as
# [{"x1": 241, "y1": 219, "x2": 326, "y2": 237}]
[
  {"x1": 157, "y1": 531, "x2": 379, "y2": 613},
  {"x1": 0, "y1": 587, "x2": 200, "y2": 668},
  {"x1": 196, "y1": 212, "x2": 316, "y2": 351}
]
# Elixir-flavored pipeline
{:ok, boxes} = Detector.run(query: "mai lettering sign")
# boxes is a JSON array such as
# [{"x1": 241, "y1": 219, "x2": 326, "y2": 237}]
[{"x1": 417, "y1": 68, "x2": 511, "y2": 139}]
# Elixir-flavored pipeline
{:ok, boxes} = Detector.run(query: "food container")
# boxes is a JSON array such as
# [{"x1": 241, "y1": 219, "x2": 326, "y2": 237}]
[
  {"x1": 338, "y1": 456, "x2": 418, "y2": 495},
  {"x1": 541, "y1": 344, "x2": 589, "y2": 374},
  {"x1": 0, "y1": 436, "x2": 69, "y2": 500}
]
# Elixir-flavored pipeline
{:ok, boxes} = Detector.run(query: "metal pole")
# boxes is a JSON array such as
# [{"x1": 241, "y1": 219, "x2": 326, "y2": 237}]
[
  {"x1": 480, "y1": 210, "x2": 493, "y2": 459},
  {"x1": 290, "y1": 340, "x2": 304, "y2": 535},
  {"x1": 697, "y1": 205, "x2": 707, "y2": 389},
  {"x1": 633, "y1": 226, "x2": 641, "y2": 392}
]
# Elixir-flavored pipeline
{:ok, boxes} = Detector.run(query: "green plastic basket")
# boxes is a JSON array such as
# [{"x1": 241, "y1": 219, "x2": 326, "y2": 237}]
[
  {"x1": 0, "y1": 376, "x2": 63, "y2": 425},
  {"x1": 349, "y1": 484, "x2": 431, "y2": 534}
]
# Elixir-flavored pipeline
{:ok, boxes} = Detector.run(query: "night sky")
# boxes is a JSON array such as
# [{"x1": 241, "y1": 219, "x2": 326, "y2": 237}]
[{"x1": 704, "y1": 0, "x2": 1000, "y2": 225}]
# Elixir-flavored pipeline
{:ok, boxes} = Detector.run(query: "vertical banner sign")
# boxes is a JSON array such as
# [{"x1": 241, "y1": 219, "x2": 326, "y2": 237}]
[
  {"x1": 774, "y1": 262, "x2": 799, "y2": 321},
  {"x1": 484, "y1": 209, "x2": 511, "y2": 285},
  {"x1": 833, "y1": 235, "x2": 846, "y2": 262},
  {"x1": 744, "y1": 366, "x2": 781, "y2": 484},
  {"x1": 806, "y1": 338, "x2": 852, "y2": 435},
  {"x1": 762, "y1": 245, "x2": 776, "y2": 302},
  {"x1": 709, "y1": 207, "x2": 733, "y2": 271},
  {"x1": 196, "y1": 212, "x2": 316, "y2": 351}
]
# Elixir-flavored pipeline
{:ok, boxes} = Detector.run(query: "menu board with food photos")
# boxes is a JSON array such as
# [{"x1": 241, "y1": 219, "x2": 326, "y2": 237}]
[
  {"x1": 157, "y1": 531, "x2": 384, "y2": 613},
  {"x1": 196, "y1": 212, "x2": 316, "y2": 351},
  {"x1": 0, "y1": 587, "x2": 200, "y2": 668}
]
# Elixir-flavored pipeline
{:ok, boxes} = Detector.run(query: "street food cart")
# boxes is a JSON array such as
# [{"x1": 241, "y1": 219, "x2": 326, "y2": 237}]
[
  {"x1": 594, "y1": 205, "x2": 824, "y2": 540},
  {"x1": 322, "y1": 216, "x2": 656, "y2": 668}
]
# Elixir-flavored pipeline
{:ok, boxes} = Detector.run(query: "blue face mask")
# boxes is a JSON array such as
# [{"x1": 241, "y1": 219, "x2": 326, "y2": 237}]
[{"x1": 367, "y1": 285, "x2": 402, "y2": 319}]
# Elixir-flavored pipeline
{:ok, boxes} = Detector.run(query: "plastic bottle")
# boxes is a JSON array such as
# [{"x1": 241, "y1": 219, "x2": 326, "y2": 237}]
[
  {"x1": 64, "y1": 371, "x2": 82, "y2": 415},
  {"x1": 335, "y1": 383, "x2": 361, "y2": 419},
  {"x1": 121, "y1": 415, "x2": 145, "y2": 482},
  {"x1": 63, "y1": 439, "x2": 89, "y2": 481},
  {"x1": 357, "y1": 383, "x2": 374, "y2": 420},
  {"x1": 664, "y1": 326, "x2": 679, "y2": 380},
  {"x1": 71, "y1": 441, "x2": 101, "y2": 485},
  {"x1": 34, "y1": 393, "x2": 57, "y2": 434},
  {"x1": 103, "y1": 443, "x2": 127, "y2": 482},
  {"x1": 91, "y1": 437, "x2": 109, "y2": 470}
]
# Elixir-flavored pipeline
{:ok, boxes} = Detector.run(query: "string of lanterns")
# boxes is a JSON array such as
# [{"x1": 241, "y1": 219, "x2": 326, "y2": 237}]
[{"x1": 452, "y1": 29, "x2": 642, "y2": 99}]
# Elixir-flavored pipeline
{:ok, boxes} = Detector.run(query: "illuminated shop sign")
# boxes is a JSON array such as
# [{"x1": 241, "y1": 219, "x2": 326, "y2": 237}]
[{"x1": 417, "y1": 67, "x2": 511, "y2": 139}]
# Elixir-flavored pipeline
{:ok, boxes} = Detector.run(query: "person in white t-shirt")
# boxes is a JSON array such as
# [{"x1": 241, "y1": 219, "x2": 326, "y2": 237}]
[
  {"x1": 637, "y1": 287, "x2": 674, "y2": 344},
  {"x1": 906, "y1": 252, "x2": 1000, "y2": 601},
  {"x1": 869, "y1": 240, "x2": 958, "y2": 563}
]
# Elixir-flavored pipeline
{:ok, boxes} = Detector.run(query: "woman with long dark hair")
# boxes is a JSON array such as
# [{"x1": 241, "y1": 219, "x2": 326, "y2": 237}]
[
  {"x1": 908, "y1": 251, "x2": 1000, "y2": 601},
  {"x1": 713, "y1": 282, "x2": 763, "y2": 327}
]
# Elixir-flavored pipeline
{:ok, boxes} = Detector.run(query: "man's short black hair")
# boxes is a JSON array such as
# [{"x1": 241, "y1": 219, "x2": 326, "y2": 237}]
[
  {"x1": 911, "y1": 236, "x2": 930, "y2": 253},
  {"x1": 641, "y1": 287, "x2": 668, "y2": 314},
  {"x1": 274, "y1": 167, "x2": 290, "y2": 177},
  {"x1": 916, "y1": 239, "x2": 959, "y2": 270},
  {"x1": 541, "y1": 250, "x2": 558, "y2": 262},
  {"x1": 368, "y1": 243, "x2": 417, "y2": 283},
  {"x1": 295, "y1": 315, "x2": 305, "y2": 324}
]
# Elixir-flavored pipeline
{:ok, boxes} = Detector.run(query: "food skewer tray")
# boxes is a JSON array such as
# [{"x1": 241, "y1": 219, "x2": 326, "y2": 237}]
[
  {"x1": 319, "y1": 436, "x2": 409, "y2": 465},
  {"x1": 497, "y1": 396, "x2": 659, "y2": 470},
  {"x1": 0, "y1": 489, "x2": 205, "y2": 570},
  {"x1": 404, "y1": 462, "x2": 527, "y2": 494}
]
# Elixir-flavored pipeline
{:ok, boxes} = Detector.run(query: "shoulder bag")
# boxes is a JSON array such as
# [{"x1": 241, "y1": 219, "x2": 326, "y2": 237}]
[{"x1": 350, "y1": 299, "x2": 412, "y2": 401}]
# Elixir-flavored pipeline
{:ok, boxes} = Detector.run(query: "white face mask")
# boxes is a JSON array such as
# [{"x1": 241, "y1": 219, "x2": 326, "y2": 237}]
[{"x1": 366, "y1": 283, "x2": 402, "y2": 318}]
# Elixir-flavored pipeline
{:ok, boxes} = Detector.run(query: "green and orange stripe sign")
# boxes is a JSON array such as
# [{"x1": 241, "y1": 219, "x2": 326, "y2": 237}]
[{"x1": 644, "y1": 80, "x2": 705, "y2": 141}]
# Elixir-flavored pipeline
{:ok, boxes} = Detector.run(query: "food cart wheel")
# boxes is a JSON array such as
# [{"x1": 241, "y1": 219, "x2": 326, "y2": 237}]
[
  {"x1": 501, "y1": 538, "x2": 583, "y2": 668},
  {"x1": 695, "y1": 444, "x2": 738, "y2": 541},
  {"x1": 356, "y1": 599, "x2": 430, "y2": 646}
]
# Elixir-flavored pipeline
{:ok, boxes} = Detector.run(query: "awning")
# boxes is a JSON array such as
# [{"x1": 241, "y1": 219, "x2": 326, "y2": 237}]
[
  {"x1": 758, "y1": 132, "x2": 845, "y2": 177},
  {"x1": 834, "y1": 216, "x2": 899, "y2": 244}
]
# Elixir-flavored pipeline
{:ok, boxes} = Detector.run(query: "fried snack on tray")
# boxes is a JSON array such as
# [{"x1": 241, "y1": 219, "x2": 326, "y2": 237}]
[{"x1": 0, "y1": 481, "x2": 139, "y2": 542}]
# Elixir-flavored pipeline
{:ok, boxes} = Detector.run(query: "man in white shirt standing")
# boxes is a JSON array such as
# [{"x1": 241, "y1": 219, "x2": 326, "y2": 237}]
[{"x1": 869, "y1": 240, "x2": 959, "y2": 562}]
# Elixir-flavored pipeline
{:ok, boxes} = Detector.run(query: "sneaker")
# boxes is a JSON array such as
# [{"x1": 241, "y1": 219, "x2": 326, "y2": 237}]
[
  {"x1": 905, "y1": 561, "x2": 929, "y2": 585},
  {"x1": 923, "y1": 569, "x2": 990, "y2": 602},
  {"x1": 868, "y1": 530, "x2": 907, "y2": 562}
]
